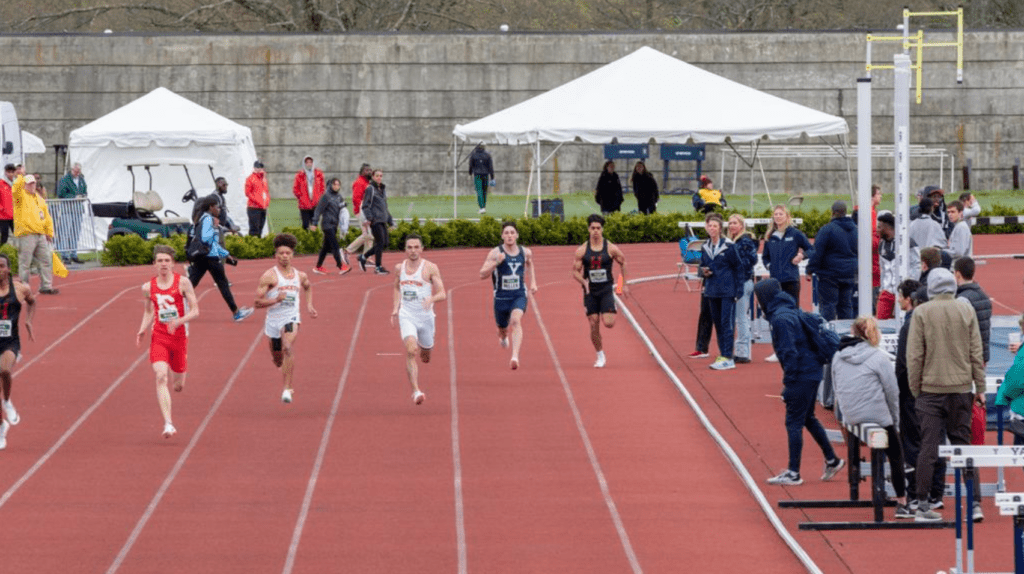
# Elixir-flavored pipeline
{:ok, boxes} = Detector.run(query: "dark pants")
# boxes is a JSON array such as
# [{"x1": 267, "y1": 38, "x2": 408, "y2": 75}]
[
  {"x1": 915, "y1": 392, "x2": 979, "y2": 505},
  {"x1": 783, "y1": 379, "x2": 838, "y2": 474},
  {"x1": 247, "y1": 208, "x2": 266, "y2": 237},
  {"x1": 900, "y1": 386, "x2": 947, "y2": 500},
  {"x1": 316, "y1": 227, "x2": 342, "y2": 268},
  {"x1": 300, "y1": 209, "x2": 315, "y2": 230},
  {"x1": 780, "y1": 280, "x2": 800, "y2": 308},
  {"x1": 816, "y1": 276, "x2": 855, "y2": 321},
  {"x1": 881, "y1": 425, "x2": 908, "y2": 498},
  {"x1": 706, "y1": 295, "x2": 735, "y2": 359},
  {"x1": 369, "y1": 222, "x2": 390, "y2": 269},
  {"x1": 0, "y1": 219, "x2": 12, "y2": 245},
  {"x1": 695, "y1": 293, "x2": 713, "y2": 353},
  {"x1": 189, "y1": 256, "x2": 238, "y2": 314}
]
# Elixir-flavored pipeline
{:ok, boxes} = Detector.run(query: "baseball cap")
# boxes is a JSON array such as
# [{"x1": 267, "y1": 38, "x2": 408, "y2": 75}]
[
  {"x1": 23, "y1": 174, "x2": 36, "y2": 184},
  {"x1": 253, "y1": 160, "x2": 264, "y2": 169}
]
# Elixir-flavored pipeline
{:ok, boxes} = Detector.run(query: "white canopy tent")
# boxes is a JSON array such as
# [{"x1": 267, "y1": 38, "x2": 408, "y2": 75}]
[
  {"x1": 452, "y1": 46, "x2": 849, "y2": 215},
  {"x1": 22, "y1": 130, "x2": 45, "y2": 154},
  {"x1": 69, "y1": 87, "x2": 259, "y2": 246}
]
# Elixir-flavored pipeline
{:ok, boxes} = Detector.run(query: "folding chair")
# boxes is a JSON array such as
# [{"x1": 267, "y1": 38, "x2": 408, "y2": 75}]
[{"x1": 674, "y1": 224, "x2": 704, "y2": 292}]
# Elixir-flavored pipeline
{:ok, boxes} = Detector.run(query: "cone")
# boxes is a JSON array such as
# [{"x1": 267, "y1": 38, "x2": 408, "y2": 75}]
[
  {"x1": 52, "y1": 252, "x2": 69, "y2": 278},
  {"x1": 615, "y1": 274, "x2": 623, "y2": 294}
]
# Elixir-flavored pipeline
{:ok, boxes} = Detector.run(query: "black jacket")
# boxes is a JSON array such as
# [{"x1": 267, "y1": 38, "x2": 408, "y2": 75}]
[
  {"x1": 361, "y1": 181, "x2": 393, "y2": 227},
  {"x1": 313, "y1": 189, "x2": 346, "y2": 230},
  {"x1": 957, "y1": 282, "x2": 993, "y2": 363},
  {"x1": 468, "y1": 148, "x2": 494, "y2": 178},
  {"x1": 631, "y1": 171, "x2": 659, "y2": 214},
  {"x1": 594, "y1": 171, "x2": 623, "y2": 213}
]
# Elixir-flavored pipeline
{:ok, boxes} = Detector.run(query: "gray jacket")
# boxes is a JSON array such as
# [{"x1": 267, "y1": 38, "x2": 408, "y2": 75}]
[
  {"x1": 831, "y1": 337, "x2": 900, "y2": 428},
  {"x1": 313, "y1": 189, "x2": 346, "y2": 230},
  {"x1": 361, "y1": 181, "x2": 392, "y2": 226}
]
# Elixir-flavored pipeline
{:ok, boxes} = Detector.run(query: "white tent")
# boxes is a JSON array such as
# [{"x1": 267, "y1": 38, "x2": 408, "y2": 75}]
[
  {"x1": 22, "y1": 130, "x2": 45, "y2": 154},
  {"x1": 452, "y1": 46, "x2": 849, "y2": 212},
  {"x1": 69, "y1": 87, "x2": 259, "y2": 246}
]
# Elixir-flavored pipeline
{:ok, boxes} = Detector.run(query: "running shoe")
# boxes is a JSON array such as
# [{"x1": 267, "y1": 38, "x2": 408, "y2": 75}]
[
  {"x1": 3, "y1": 399, "x2": 19, "y2": 426},
  {"x1": 374, "y1": 266, "x2": 390, "y2": 275},
  {"x1": 928, "y1": 497, "x2": 945, "y2": 510},
  {"x1": 915, "y1": 507, "x2": 943, "y2": 522},
  {"x1": 510, "y1": 358, "x2": 519, "y2": 370},
  {"x1": 894, "y1": 503, "x2": 915, "y2": 519},
  {"x1": 0, "y1": 420, "x2": 9, "y2": 450},
  {"x1": 358, "y1": 255, "x2": 368, "y2": 272},
  {"x1": 163, "y1": 422, "x2": 177, "y2": 439},
  {"x1": 479, "y1": 208, "x2": 486, "y2": 214},
  {"x1": 594, "y1": 351, "x2": 606, "y2": 368},
  {"x1": 821, "y1": 458, "x2": 846, "y2": 481},
  {"x1": 766, "y1": 353, "x2": 779, "y2": 362},
  {"x1": 282, "y1": 389, "x2": 293, "y2": 404},
  {"x1": 687, "y1": 350, "x2": 709, "y2": 359},
  {"x1": 233, "y1": 307, "x2": 254, "y2": 322},
  {"x1": 499, "y1": 337, "x2": 509, "y2": 349},
  {"x1": 413, "y1": 391, "x2": 426, "y2": 405},
  {"x1": 973, "y1": 502, "x2": 984, "y2": 523},
  {"x1": 709, "y1": 357, "x2": 735, "y2": 370},
  {"x1": 312, "y1": 267, "x2": 328, "y2": 275},
  {"x1": 339, "y1": 264, "x2": 352, "y2": 275},
  {"x1": 767, "y1": 469, "x2": 803, "y2": 485}
]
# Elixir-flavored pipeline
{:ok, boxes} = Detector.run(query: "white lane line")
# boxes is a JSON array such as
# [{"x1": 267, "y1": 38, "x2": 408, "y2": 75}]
[
  {"x1": 107, "y1": 330, "x2": 263, "y2": 574},
  {"x1": 0, "y1": 352, "x2": 148, "y2": 510},
  {"x1": 446, "y1": 289, "x2": 467, "y2": 574},
  {"x1": 530, "y1": 296, "x2": 642, "y2": 574},
  {"x1": 281, "y1": 288, "x2": 373, "y2": 574}
]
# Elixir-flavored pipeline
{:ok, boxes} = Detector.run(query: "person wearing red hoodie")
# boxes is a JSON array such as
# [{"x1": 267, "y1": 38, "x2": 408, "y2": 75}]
[
  {"x1": 345, "y1": 163, "x2": 375, "y2": 267},
  {"x1": 293, "y1": 156, "x2": 325, "y2": 230},
  {"x1": 245, "y1": 160, "x2": 270, "y2": 237}
]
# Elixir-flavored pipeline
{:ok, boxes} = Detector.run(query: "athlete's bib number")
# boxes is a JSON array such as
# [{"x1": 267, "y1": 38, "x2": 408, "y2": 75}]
[
  {"x1": 0, "y1": 320, "x2": 11, "y2": 337},
  {"x1": 588, "y1": 269, "x2": 609, "y2": 283},
  {"x1": 402, "y1": 290, "x2": 418, "y2": 302},
  {"x1": 501, "y1": 274, "x2": 521, "y2": 290},
  {"x1": 158, "y1": 306, "x2": 180, "y2": 323},
  {"x1": 280, "y1": 291, "x2": 297, "y2": 308}
]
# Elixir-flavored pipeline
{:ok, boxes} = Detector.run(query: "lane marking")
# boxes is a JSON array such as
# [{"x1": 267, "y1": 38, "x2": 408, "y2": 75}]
[
  {"x1": 531, "y1": 296, "x2": 642, "y2": 574},
  {"x1": 446, "y1": 289, "x2": 467, "y2": 574}
]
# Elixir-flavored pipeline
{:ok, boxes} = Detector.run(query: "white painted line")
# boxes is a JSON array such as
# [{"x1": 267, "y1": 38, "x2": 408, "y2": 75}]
[
  {"x1": 446, "y1": 290, "x2": 467, "y2": 574},
  {"x1": 375, "y1": 352, "x2": 403, "y2": 356},
  {"x1": 281, "y1": 288, "x2": 373, "y2": 574},
  {"x1": 107, "y1": 331, "x2": 263, "y2": 574},
  {"x1": 530, "y1": 296, "x2": 642, "y2": 574}
]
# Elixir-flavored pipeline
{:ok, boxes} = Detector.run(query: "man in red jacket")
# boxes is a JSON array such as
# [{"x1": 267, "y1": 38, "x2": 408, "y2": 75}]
[
  {"x1": 0, "y1": 164, "x2": 14, "y2": 245},
  {"x1": 245, "y1": 160, "x2": 270, "y2": 237},
  {"x1": 293, "y1": 156, "x2": 325, "y2": 230},
  {"x1": 345, "y1": 163, "x2": 374, "y2": 270}
]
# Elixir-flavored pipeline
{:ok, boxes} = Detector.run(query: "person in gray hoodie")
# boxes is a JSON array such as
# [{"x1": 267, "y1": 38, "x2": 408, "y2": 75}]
[
  {"x1": 310, "y1": 177, "x2": 351, "y2": 275},
  {"x1": 831, "y1": 316, "x2": 912, "y2": 518}
]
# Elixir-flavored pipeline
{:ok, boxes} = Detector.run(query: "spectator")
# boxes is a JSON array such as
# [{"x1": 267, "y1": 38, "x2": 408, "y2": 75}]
[
  {"x1": 907, "y1": 196, "x2": 946, "y2": 280},
  {"x1": 468, "y1": 145, "x2": 494, "y2": 214},
  {"x1": 244, "y1": 160, "x2": 269, "y2": 237},
  {"x1": 12, "y1": 174, "x2": 58, "y2": 294},
  {"x1": 310, "y1": 177, "x2": 352, "y2": 276},
  {"x1": 0, "y1": 164, "x2": 14, "y2": 245},
  {"x1": 692, "y1": 175, "x2": 725, "y2": 214},
  {"x1": 594, "y1": 160, "x2": 623, "y2": 215},
  {"x1": 754, "y1": 278, "x2": 845, "y2": 486},
  {"x1": 630, "y1": 161, "x2": 659, "y2": 215},
  {"x1": 876, "y1": 212, "x2": 897, "y2": 319},
  {"x1": 832, "y1": 316, "x2": 912, "y2": 519},
  {"x1": 960, "y1": 192, "x2": 982, "y2": 228},
  {"x1": 945, "y1": 200, "x2": 972, "y2": 264},
  {"x1": 913, "y1": 246, "x2": 942, "y2": 304},
  {"x1": 361, "y1": 169, "x2": 393, "y2": 275},
  {"x1": 727, "y1": 213, "x2": 758, "y2": 364},
  {"x1": 908, "y1": 268, "x2": 985, "y2": 522},
  {"x1": 699, "y1": 213, "x2": 738, "y2": 370},
  {"x1": 926, "y1": 187, "x2": 953, "y2": 237},
  {"x1": 806, "y1": 201, "x2": 857, "y2": 321},
  {"x1": 212, "y1": 177, "x2": 240, "y2": 233},
  {"x1": 293, "y1": 155, "x2": 325, "y2": 230},
  {"x1": 954, "y1": 257, "x2": 992, "y2": 365},
  {"x1": 762, "y1": 204, "x2": 813, "y2": 307},
  {"x1": 55, "y1": 162, "x2": 88, "y2": 264},
  {"x1": 188, "y1": 196, "x2": 253, "y2": 323},
  {"x1": 346, "y1": 163, "x2": 374, "y2": 269},
  {"x1": 994, "y1": 315, "x2": 1024, "y2": 434}
]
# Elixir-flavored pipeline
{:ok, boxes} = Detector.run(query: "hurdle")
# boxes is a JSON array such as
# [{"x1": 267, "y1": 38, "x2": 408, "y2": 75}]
[
  {"x1": 779, "y1": 421, "x2": 953, "y2": 530},
  {"x1": 994, "y1": 493, "x2": 1024, "y2": 574}
]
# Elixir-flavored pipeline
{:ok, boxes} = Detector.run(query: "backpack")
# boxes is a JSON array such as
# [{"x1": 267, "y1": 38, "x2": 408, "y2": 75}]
[
  {"x1": 797, "y1": 310, "x2": 841, "y2": 366},
  {"x1": 680, "y1": 236, "x2": 702, "y2": 264}
]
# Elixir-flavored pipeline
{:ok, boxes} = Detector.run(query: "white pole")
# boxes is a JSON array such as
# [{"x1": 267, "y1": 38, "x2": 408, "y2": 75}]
[
  {"x1": 856, "y1": 77, "x2": 873, "y2": 318},
  {"x1": 535, "y1": 140, "x2": 542, "y2": 217},
  {"x1": 452, "y1": 136, "x2": 459, "y2": 219},
  {"x1": 893, "y1": 54, "x2": 912, "y2": 326}
]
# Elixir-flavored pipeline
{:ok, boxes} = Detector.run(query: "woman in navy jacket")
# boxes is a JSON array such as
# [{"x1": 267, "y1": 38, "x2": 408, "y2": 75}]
[
  {"x1": 762, "y1": 205, "x2": 813, "y2": 306},
  {"x1": 727, "y1": 214, "x2": 759, "y2": 363},
  {"x1": 700, "y1": 212, "x2": 741, "y2": 370}
]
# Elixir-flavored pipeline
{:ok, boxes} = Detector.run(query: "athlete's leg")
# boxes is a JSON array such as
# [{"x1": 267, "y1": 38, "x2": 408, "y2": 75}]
[
  {"x1": 280, "y1": 325, "x2": 299, "y2": 392},
  {"x1": 152, "y1": 361, "x2": 173, "y2": 425},
  {"x1": 588, "y1": 313, "x2": 602, "y2": 352},
  {"x1": 269, "y1": 338, "x2": 284, "y2": 367},
  {"x1": 419, "y1": 346, "x2": 432, "y2": 364},
  {"x1": 509, "y1": 308, "x2": 525, "y2": 368},
  {"x1": 404, "y1": 335, "x2": 421, "y2": 393},
  {"x1": 602, "y1": 313, "x2": 616, "y2": 329},
  {"x1": 0, "y1": 349, "x2": 15, "y2": 402}
]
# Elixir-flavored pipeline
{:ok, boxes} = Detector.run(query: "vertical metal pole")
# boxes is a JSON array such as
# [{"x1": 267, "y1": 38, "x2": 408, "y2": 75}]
[
  {"x1": 452, "y1": 137, "x2": 459, "y2": 219},
  {"x1": 856, "y1": 77, "x2": 873, "y2": 318},
  {"x1": 893, "y1": 54, "x2": 912, "y2": 327}
]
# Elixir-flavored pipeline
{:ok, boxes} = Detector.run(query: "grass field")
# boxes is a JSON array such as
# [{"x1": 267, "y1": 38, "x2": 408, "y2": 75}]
[{"x1": 265, "y1": 189, "x2": 1024, "y2": 230}]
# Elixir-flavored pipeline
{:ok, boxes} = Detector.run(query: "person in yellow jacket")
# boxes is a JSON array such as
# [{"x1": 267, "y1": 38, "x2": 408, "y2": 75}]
[{"x1": 12, "y1": 174, "x2": 58, "y2": 294}]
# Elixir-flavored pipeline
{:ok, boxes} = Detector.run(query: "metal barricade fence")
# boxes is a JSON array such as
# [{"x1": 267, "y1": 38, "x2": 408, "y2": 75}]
[{"x1": 46, "y1": 198, "x2": 101, "y2": 260}]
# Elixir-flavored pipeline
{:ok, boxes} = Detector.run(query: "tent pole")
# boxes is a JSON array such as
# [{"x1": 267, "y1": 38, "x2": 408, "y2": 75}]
[
  {"x1": 452, "y1": 136, "x2": 459, "y2": 219},
  {"x1": 524, "y1": 151, "x2": 534, "y2": 217},
  {"x1": 536, "y1": 140, "x2": 542, "y2": 217}
]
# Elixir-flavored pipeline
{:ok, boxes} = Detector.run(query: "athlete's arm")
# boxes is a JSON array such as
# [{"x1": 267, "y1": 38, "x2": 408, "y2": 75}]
[
  {"x1": 137, "y1": 283, "x2": 154, "y2": 347},
  {"x1": 170, "y1": 277, "x2": 200, "y2": 334},
  {"x1": 479, "y1": 247, "x2": 504, "y2": 279},
  {"x1": 572, "y1": 244, "x2": 589, "y2": 294},
  {"x1": 391, "y1": 267, "x2": 402, "y2": 327},
  {"x1": 425, "y1": 262, "x2": 446, "y2": 310},
  {"x1": 254, "y1": 270, "x2": 284, "y2": 308},
  {"x1": 524, "y1": 247, "x2": 538, "y2": 294},
  {"x1": 17, "y1": 282, "x2": 35, "y2": 342},
  {"x1": 300, "y1": 271, "x2": 317, "y2": 319},
  {"x1": 610, "y1": 242, "x2": 629, "y2": 296}
]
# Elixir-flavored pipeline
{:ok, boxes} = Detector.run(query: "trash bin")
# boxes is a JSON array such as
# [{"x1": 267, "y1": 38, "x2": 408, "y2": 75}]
[{"x1": 530, "y1": 198, "x2": 564, "y2": 220}]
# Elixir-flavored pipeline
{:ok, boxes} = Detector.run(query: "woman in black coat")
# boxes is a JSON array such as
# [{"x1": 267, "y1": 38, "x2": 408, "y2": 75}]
[
  {"x1": 594, "y1": 160, "x2": 623, "y2": 214},
  {"x1": 631, "y1": 161, "x2": 659, "y2": 214}
]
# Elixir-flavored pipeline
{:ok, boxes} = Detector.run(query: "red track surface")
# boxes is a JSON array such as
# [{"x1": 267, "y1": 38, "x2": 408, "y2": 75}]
[{"x1": 1, "y1": 234, "x2": 1021, "y2": 573}]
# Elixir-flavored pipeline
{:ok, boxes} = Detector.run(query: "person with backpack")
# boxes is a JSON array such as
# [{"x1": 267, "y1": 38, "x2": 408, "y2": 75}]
[{"x1": 754, "y1": 278, "x2": 845, "y2": 486}]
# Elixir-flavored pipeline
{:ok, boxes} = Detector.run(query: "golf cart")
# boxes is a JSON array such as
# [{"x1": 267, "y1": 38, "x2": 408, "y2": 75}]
[{"x1": 91, "y1": 159, "x2": 217, "y2": 240}]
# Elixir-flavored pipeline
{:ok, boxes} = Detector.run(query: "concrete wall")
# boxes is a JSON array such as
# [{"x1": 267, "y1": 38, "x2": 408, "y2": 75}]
[{"x1": 1, "y1": 31, "x2": 1021, "y2": 202}]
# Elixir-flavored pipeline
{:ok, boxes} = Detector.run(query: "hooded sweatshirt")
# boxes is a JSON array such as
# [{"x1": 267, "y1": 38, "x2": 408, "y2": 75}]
[
  {"x1": 805, "y1": 216, "x2": 857, "y2": 281},
  {"x1": 831, "y1": 336, "x2": 900, "y2": 428},
  {"x1": 293, "y1": 158, "x2": 325, "y2": 210}
]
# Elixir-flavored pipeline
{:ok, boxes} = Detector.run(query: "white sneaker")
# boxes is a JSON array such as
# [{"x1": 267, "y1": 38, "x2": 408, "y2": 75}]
[
  {"x1": 3, "y1": 399, "x2": 19, "y2": 426},
  {"x1": 282, "y1": 389, "x2": 293, "y2": 404},
  {"x1": 413, "y1": 391, "x2": 426, "y2": 405},
  {"x1": 499, "y1": 337, "x2": 509, "y2": 349},
  {"x1": 478, "y1": 208, "x2": 486, "y2": 214},
  {"x1": 594, "y1": 351, "x2": 606, "y2": 368},
  {"x1": 709, "y1": 357, "x2": 736, "y2": 370},
  {"x1": 0, "y1": 420, "x2": 9, "y2": 450},
  {"x1": 510, "y1": 357, "x2": 519, "y2": 370},
  {"x1": 162, "y1": 422, "x2": 176, "y2": 439},
  {"x1": 765, "y1": 353, "x2": 779, "y2": 363}
]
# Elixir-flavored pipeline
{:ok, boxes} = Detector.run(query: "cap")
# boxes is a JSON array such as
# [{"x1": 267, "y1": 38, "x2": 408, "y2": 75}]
[
  {"x1": 253, "y1": 160, "x2": 264, "y2": 169},
  {"x1": 23, "y1": 174, "x2": 36, "y2": 184}
]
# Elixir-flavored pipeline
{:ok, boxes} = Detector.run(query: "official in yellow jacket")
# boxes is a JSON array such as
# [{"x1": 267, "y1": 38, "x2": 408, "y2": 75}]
[{"x1": 12, "y1": 174, "x2": 58, "y2": 294}]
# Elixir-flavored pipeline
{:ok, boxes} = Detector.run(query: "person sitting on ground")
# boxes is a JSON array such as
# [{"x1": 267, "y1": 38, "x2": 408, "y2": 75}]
[
  {"x1": 692, "y1": 175, "x2": 725, "y2": 214},
  {"x1": 832, "y1": 315, "x2": 913, "y2": 519}
]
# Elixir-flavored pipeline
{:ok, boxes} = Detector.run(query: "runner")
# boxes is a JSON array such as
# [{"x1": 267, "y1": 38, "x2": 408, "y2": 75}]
[
  {"x1": 391, "y1": 234, "x2": 446, "y2": 404},
  {"x1": 479, "y1": 221, "x2": 538, "y2": 370},
  {"x1": 136, "y1": 245, "x2": 199, "y2": 439},
  {"x1": 572, "y1": 213, "x2": 628, "y2": 368},
  {"x1": 0, "y1": 253, "x2": 33, "y2": 449},
  {"x1": 255, "y1": 233, "x2": 317, "y2": 404}
]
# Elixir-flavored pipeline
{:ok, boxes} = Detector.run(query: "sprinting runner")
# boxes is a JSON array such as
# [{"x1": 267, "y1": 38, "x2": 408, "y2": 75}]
[
  {"x1": 572, "y1": 213, "x2": 628, "y2": 368},
  {"x1": 0, "y1": 253, "x2": 34, "y2": 449},
  {"x1": 479, "y1": 221, "x2": 538, "y2": 369},
  {"x1": 391, "y1": 234, "x2": 446, "y2": 405},
  {"x1": 255, "y1": 233, "x2": 317, "y2": 404},
  {"x1": 136, "y1": 245, "x2": 199, "y2": 439}
]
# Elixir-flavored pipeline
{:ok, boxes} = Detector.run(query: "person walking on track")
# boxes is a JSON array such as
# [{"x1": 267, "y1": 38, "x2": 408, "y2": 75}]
[
  {"x1": 255, "y1": 233, "x2": 317, "y2": 405},
  {"x1": 479, "y1": 221, "x2": 538, "y2": 370},
  {"x1": 572, "y1": 213, "x2": 628, "y2": 368},
  {"x1": 0, "y1": 253, "x2": 34, "y2": 449},
  {"x1": 136, "y1": 245, "x2": 199, "y2": 440},
  {"x1": 392, "y1": 234, "x2": 446, "y2": 405}
]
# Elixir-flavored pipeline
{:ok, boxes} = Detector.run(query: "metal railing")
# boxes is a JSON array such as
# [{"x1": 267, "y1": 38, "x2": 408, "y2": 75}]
[{"x1": 46, "y1": 198, "x2": 101, "y2": 260}]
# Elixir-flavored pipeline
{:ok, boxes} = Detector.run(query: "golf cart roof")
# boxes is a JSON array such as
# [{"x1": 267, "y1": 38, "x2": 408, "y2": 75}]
[{"x1": 124, "y1": 158, "x2": 217, "y2": 168}]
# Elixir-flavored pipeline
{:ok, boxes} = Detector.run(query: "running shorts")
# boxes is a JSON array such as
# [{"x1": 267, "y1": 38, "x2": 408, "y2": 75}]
[
  {"x1": 399, "y1": 314, "x2": 435, "y2": 350},
  {"x1": 583, "y1": 288, "x2": 616, "y2": 316},
  {"x1": 493, "y1": 295, "x2": 528, "y2": 329},
  {"x1": 151, "y1": 334, "x2": 188, "y2": 373}
]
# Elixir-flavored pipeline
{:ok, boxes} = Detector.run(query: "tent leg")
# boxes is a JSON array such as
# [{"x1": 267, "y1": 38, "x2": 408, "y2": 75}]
[
  {"x1": 524, "y1": 152, "x2": 534, "y2": 218},
  {"x1": 452, "y1": 136, "x2": 459, "y2": 219}
]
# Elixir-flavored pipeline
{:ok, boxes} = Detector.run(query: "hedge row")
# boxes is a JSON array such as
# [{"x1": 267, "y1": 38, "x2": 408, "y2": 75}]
[{"x1": 100, "y1": 206, "x2": 1024, "y2": 266}]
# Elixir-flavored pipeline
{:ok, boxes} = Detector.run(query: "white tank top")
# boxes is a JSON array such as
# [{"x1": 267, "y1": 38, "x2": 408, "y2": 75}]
[
  {"x1": 398, "y1": 260, "x2": 434, "y2": 321},
  {"x1": 265, "y1": 266, "x2": 301, "y2": 325}
]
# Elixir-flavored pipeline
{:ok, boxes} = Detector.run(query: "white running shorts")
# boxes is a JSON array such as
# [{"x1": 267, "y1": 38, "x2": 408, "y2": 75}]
[{"x1": 399, "y1": 314, "x2": 434, "y2": 349}]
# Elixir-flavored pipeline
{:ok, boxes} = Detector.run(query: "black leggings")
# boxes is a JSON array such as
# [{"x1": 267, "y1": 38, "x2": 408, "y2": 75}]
[
  {"x1": 300, "y1": 209, "x2": 315, "y2": 230},
  {"x1": 695, "y1": 293, "x2": 713, "y2": 353},
  {"x1": 369, "y1": 222, "x2": 389, "y2": 269},
  {"x1": 316, "y1": 227, "x2": 342, "y2": 268},
  {"x1": 189, "y1": 256, "x2": 238, "y2": 313}
]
